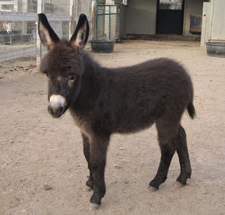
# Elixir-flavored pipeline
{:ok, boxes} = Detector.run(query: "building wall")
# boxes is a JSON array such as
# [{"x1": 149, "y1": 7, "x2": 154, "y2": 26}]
[
  {"x1": 117, "y1": 0, "x2": 207, "y2": 37},
  {"x1": 183, "y1": 0, "x2": 206, "y2": 36},
  {"x1": 201, "y1": 0, "x2": 225, "y2": 45},
  {"x1": 210, "y1": 0, "x2": 225, "y2": 40},
  {"x1": 126, "y1": 0, "x2": 157, "y2": 35},
  {"x1": 118, "y1": 4, "x2": 127, "y2": 38}
]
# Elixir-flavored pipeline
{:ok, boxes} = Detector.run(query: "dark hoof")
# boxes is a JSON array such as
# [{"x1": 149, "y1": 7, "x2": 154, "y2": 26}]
[
  {"x1": 149, "y1": 176, "x2": 166, "y2": 189},
  {"x1": 90, "y1": 195, "x2": 102, "y2": 206},
  {"x1": 86, "y1": 178, "x2": 94, "y2": 189},
  {"x1": 90, "y1": 189, "x2": 105, "y2": 206},
  {"x1": 149, "y1": 180, "x2": 160, "y2": 189},
  {"x1": 176, "y1": 177, "x2": 187, "y2": 185},
  {"x1": 176, "y1": 172, "x2": 191, "y2": 185}
]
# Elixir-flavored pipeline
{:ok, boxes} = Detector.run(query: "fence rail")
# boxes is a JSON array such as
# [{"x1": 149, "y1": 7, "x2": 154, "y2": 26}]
[{"x1": 0, "y1": 45, "x2": 35, "y2": 61}]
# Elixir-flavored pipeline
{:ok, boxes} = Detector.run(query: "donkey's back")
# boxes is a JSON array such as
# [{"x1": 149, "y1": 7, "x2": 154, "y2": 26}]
[{"x1": 80, "y1": 54, "x2": 194, "y2": 135}]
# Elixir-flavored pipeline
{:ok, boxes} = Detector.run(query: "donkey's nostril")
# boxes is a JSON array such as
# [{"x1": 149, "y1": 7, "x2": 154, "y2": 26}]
[
  {"x1": 48, "y1": 105, "x2": 53, "y2": 114},
  {"x1": 59, "y1": 106, "x2": 64, "y2": 114},
  {"x1": 48, "y1": 105, "x2": 64, "y2": 116}
]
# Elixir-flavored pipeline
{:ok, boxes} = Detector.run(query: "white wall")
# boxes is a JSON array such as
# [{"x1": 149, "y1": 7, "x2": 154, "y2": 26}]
[
  {"x1": 201, "y1": 0, "x2": 225, "y2": 45},
  {"x1": 210, "y1": 0, "x2": 225, "y2": 40},
  {"x1": 201, "y1": 2, "x2": 211, "y2": 45}
]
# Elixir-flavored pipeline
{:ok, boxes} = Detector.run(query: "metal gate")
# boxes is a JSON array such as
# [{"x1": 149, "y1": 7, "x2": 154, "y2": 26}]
[{"x1": 95, "y1": 4, "x2": 120, "y2": 41}]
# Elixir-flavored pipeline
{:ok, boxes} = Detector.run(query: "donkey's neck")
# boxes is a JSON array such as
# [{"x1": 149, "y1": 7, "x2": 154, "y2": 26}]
[{"x1": 71, "y1": 52, "x2": 111, "y2": 112}]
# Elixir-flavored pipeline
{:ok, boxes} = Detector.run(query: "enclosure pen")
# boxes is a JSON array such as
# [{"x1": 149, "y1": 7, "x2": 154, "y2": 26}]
[{"x1": 0, "y1": 0, "x2": 92, "y2": 62}]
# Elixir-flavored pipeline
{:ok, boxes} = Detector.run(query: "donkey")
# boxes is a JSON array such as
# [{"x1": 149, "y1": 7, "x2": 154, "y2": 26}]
[{"x1": 38, "y1": 13, "x2": 195, "y2": 208}]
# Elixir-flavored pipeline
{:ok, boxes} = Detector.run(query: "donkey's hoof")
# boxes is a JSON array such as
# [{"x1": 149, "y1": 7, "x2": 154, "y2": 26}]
[
  {"x1": 149, "y1": 179, "x2": 161, "y2": 190},
  {"x1": 148, "y1": 185, "x2": 158, "y2": 192},
  {"x1": 176, "y1": 174, "x2": 189, "y2": 185},
  {"x1": 90, "y1": 203, "x2": 100, "y2": 210},
  {"x1": 176, "y1": 178, "x2": 186, "y2": 186}
]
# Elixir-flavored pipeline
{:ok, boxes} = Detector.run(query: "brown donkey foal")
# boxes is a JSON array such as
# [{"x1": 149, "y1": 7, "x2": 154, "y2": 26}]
[{"x1": 38, "y1": 13, "x2": 195, "y2": 208}]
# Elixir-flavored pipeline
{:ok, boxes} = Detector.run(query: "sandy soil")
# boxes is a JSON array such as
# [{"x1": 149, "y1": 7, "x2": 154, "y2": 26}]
[{"x1": 0, "y1": 40, "x2": 225, "y2": 215}]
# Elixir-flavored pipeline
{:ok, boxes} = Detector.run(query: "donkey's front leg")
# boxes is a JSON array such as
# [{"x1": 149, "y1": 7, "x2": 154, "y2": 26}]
[
  {"x1": 82, "y1": 133, "x2": 94, "y2": 189},
  {"x1": 89, "y1": 135, "x2": 109, "y2": 207}
]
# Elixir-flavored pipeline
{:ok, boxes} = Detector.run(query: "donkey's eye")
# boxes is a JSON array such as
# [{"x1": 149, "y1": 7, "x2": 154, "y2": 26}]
[
  {"x1": 69, "y1": 76, "x2": 76, "y2": 82},
  {"x1": 46, "y1": 74, "x2": 49, "y2": 78}
]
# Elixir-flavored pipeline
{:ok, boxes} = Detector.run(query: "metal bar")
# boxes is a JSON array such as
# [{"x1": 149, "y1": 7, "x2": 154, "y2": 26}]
[
  {"x1": 97, "y1": 13, "x2": 120, "y2": 15},
  {"x1": 0, "y1": 12, "x2": 92, "y2": 22},
  {"x1": 119, "y1": 11, "x2": 121, "y2": 39},
  {"x1": 109, "y1": 6, "x2": 111, "y2": 40},
  {"x1": 97, "y1": 5, "x2": 117, "y2": 7},
  {"x1": 95, "y1": 3, "x2": 98, "y2": 39},
  {"x1": 103, "y1": 5, "x2": 105, "y2": 40}
]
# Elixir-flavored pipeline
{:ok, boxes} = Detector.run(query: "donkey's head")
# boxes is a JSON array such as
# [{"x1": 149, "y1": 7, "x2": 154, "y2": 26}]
[{"x1": 38, "y1": 13, "x2": 89, "y2": 118}]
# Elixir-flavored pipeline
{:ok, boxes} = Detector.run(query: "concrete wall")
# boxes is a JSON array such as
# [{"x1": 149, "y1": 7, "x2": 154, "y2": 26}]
[
  {"x1": 126, "y1": 0, "x2": 157, "y2": 35},
  {"x1": 201, "y1": 0, "x2": 225, "y2": 45},
  {"x1": 200, "y1": 2, "x2": 211, "y2": 45},
  {"x1": 183, "y1": 0, "x2": 206, "y2": 36},
  {"x1": 114, "y1": 0, "x2": 128, "y2": 38},
  {"x1": 210, "y1": 0, "x2": 225, "y2": 40},
  {"x1": 118, "y1": 4, "x2": 127, "y2": 38}
]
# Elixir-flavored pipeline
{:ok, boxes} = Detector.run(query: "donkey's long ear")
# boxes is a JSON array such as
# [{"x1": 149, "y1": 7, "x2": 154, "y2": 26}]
[
  {"x1": 70, "y1": 14, "x2": 89, "y2": 53},
  {"x1": 38, "y1": 13, "x2": 60, "y2": 50}
]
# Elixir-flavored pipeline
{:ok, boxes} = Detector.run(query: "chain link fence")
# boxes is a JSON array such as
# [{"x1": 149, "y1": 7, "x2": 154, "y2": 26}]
[{"x1": 0, "y1": 0, "x2": 92, "y2": 62}]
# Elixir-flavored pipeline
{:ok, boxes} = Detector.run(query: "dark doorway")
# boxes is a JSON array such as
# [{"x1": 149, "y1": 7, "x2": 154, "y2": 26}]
[{"x1": 156, "y1": 0, "x2": 185, "y2": 35}]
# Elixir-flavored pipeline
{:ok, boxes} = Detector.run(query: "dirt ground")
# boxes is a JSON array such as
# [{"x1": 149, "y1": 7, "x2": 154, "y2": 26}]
[{"x1": 0, "y1": 40, "x2": 225, "y2": 215}]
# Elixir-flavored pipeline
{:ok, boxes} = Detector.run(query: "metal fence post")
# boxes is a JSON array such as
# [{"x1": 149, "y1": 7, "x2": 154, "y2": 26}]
[
  {"x1": 95, "y1": 3, "x2": 98, "y2": 40},
  {"x1": 109, "y1": 5, "x2": 111, "y2": 40}
]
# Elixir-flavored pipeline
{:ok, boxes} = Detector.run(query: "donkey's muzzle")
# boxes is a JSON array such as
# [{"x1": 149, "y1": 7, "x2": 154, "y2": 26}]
[
  {"x1": 48, "y1": 104, "x2": 65, "y2": 118},
  {"x1": 48, "y1": 94, "x2": 67, "y2": 118}
]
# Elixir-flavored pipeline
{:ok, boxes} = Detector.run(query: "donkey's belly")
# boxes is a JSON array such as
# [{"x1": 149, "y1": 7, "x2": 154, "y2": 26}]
[{"x1": 114, "y1": 115, "x2": 156, "y2": 134}]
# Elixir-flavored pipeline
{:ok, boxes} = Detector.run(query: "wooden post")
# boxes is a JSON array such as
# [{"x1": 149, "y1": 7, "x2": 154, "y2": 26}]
[
  {"x1": 36, "y1": 0, "x2": 44, "y2": 66},
  {"x1": 69, "y1": 0, "x2": 75, "y2": 39}
]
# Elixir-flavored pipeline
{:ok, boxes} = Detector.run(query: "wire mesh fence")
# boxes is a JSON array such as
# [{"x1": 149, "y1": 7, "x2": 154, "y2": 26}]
[{"x1": 0, "y1": 0, "x2": 92, "y2": 62}]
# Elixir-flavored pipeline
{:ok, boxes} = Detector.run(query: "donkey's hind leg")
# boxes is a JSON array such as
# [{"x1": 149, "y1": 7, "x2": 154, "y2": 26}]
[
  {"x1": 82, "y1": 133, "x2": 94, "y2": 189},
  {"x1": 149, "y1": 119, "x2": 180, "y2": 189},
  {"x1": 149, "y1": 139, "x2": 177, "y2": 189},
  {"x1": 176, "y1": 125, "x2": 192, "y2": 185}
]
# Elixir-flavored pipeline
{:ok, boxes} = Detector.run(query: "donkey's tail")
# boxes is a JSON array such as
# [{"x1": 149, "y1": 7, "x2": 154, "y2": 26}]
[{"x1": 187, "y1": 102, "x2": 196, "y2": 119}]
